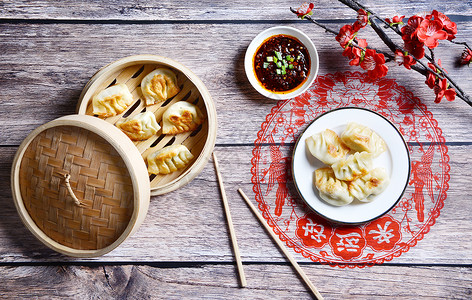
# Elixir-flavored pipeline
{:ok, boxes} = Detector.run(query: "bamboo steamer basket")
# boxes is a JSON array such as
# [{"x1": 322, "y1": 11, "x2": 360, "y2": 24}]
[
  {"x1": 76, "y1": 55, "x2": 217, "y2": 196},
  {"x1": 11, "y1": 115, "x2": 150, "y2": 257}
]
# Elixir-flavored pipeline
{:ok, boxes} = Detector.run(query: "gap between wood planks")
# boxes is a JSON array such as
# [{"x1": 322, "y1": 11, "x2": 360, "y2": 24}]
[
  {"x1": 1, "y1": 261, "x2": 472, "y2": 268},
  {"x1": 0, "y1": 15, "x2": 471, "y2": 24},
  {"x1": 0, "y1": 19, "x2": 348, "y2": 25},
  {"x1": 214, "y1": 142, "x2": 472, "y2": 147},
  {"x1": 0, "y1": 141, "x2": 471, "y2": 151}
]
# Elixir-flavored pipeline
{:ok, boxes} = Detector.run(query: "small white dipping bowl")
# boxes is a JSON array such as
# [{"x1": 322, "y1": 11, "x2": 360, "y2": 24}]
[{"x1": 244, "y1": 26, "x2": 319, "y2": 100}]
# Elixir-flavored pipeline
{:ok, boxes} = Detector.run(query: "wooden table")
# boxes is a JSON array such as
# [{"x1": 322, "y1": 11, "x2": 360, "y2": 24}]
[{"x1": 1, "y1": 0, "x2": 471, "y2": 298}]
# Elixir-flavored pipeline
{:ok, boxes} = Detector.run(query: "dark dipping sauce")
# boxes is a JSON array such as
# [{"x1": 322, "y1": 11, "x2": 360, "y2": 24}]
[{"x1": 254, "y1": 34, "x2": 310, "y2": 93}]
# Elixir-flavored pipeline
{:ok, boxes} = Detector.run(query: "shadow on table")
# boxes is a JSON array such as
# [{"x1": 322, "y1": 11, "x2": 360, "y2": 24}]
[
  {"x1": 232, "y1": 44, "x2": 277, "y2": 104},
  {"x1": 0, "y1": 149, "x2": 61, "y2": 260}
]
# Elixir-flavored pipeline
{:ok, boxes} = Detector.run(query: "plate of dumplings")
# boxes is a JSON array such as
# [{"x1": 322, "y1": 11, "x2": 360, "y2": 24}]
[
  {"x1": 292, "y1": 107, "x2": 410, "y2": 224},
  {"x1": 77, "y1": 55, "x2": 217, "y2": 196}
]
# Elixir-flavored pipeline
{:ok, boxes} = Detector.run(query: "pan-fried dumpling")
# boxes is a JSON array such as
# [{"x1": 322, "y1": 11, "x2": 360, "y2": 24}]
[
  {"x1": 348, "y1": 168, "x2": 390, "y2": 202},
  {"x1": 92, "y1": 84, "x2": 134, "y2": 118},
  {"x1": 314, "y1": 167, "x2": 353, "y2": 206},
  {"x1": 116, "y1": 111, "x2": 161, "y2": 141},
  {"x1": 331, "y1": 152, "x2": 374, "y2": 181},
  {"x1": 147, "y1": 144, "x2": 194, "y2": 175},
  {"x1": 141, "y1": 68, "x2": 180, "y2": 105},
  {"x1": 341, "y1": 122, "x2": 387, "y2": 157},
  {"x1": 306, "y1": 129, "x2": 350, "y2": 165},
  {"x1": 162, "y1": 101, "x2": 204, "y2": 135}
]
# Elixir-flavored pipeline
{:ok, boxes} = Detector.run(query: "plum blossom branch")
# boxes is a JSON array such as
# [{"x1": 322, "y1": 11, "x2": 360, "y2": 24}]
[
  {"x1": 338, "y1": 0, "x2": 470, "y2": 105},
  {"x1": 292, "y1": 1, "x2": 472, "y2": 106},
  {"x1": 290, "y1": 7, "x2": 394, "y2": 61}
]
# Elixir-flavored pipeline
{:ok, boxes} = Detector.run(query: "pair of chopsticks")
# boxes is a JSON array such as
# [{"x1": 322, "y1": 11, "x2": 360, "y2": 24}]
[{"x1": 213, "y1": 152, "x2": 323, "y2": 299}]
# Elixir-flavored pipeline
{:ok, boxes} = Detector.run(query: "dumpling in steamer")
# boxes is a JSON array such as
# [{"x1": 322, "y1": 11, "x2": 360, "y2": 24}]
[
  {"x1": 116, "y1": 111, "x2": 161, "y2": 141},
  {"x1": 147, "y1": 144, "x2": 194, "y2": 175},
  {"x1": 92, "y1": 84, "x2": 134, "y2": 118},
  {"x1": 341, "y1": 122, "x2": 387, "y2": 157},
  {"x1": 162, "y1": 101, "x2": 204, "y2": 135},
  {"x1": 331, "y1": 152, "x2": 374, "y2": 181},
  {"x1": 306, "y1": 129, "x2": 350, "y2": 165},
  {"x1": 141, "y1": 68, "x2": 180, "y2": 105},
  {"x1": 314, "y1": 167, "x2": 353, "y2": 206},
  {"x1": 348, "y1": 167, "x2": 390, "y2": 202}
]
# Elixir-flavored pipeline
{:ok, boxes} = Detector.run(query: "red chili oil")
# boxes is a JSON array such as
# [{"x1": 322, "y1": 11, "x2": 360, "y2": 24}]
[{"x1": 253, "y1": 34, "x2": 310, "y2": 93}]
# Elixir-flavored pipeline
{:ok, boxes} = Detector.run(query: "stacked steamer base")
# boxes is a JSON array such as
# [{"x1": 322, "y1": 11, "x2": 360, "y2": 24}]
[{"x1": 77, "y1": 55, "x2": 217, "y2": 196}]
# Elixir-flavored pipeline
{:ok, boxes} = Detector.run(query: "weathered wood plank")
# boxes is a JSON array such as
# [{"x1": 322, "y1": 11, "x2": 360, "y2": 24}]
[
  {"x1": 0, "y1": 23, "x2": 471, "y2": 146},
  {"x1": 0, "y1": 264, "x2": 471, "y2": 299},
  {"x1": 0, "y1": 0, "x2": 470, "y2": 21},
  {"x1": 1, "y1": 144, "x2": 471, "y2": 263}
]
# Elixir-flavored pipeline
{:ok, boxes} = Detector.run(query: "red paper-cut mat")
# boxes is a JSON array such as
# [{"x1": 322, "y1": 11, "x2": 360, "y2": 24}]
[{"x1": 251, "y1": 72, "x2": 450, "y2": 267}]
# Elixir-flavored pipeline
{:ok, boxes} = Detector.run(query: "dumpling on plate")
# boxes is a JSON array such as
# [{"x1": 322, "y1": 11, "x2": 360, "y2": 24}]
[
  {"x1": 141, "y1": 68, "x2": 180, "y2": 105},
  {"x1": 306, "y1": 129, "x2": 350, "y2": 165},
  {"x1": 116, "y1": 111, "x2": 161, "y2": 141},
  {"x1": 348, "y1": 167, "x2": 390, "y2": 202},
  {"x1": 314, "y1": 167, "x2": 353, "y2": 206},
  {"x1": 162, "y1": 101, "x2": 204, "y2": 135},
  {"x1": 147, "y1": 144, "x2": 194, "y2": 175},
  {"x1": 331, "y1": 151, "x2": 374, "y2": 181},
  {"x1": 92, "y1": 83, "x2": 134, "y2": 118},
  {"x1": 341, "y1": 122, "x2": 387, "y2": 157}
]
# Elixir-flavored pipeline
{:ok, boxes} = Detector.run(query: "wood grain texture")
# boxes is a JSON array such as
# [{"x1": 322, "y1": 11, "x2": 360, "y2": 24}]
[
  {"x1": 1, "y1": 144, "x2": 470, "y2": 263},
  {"x1": 0, "y1": 0, "x2": 470, "y2": 21},
  {"x1": 0, "y1": 22, "x2": 471, "y2": 146},
  {"x1": 0, "y1": 264, "x2": 471, "y2": 299}
]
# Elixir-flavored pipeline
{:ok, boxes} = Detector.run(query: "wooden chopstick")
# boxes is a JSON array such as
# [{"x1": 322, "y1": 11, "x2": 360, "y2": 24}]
[
  {"x1": 213, "y1": 152, "x2": 247, "y2": 288},
  {"x1": 238, "y1": 188, "x2": 324, "y2": 300}
]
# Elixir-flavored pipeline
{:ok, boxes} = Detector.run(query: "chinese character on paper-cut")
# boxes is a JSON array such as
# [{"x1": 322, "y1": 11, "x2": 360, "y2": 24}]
[
  {"x1": 301, "y1": 218, "x2": 326, "y2": 243},
  {"x1": 336, "y1": 232, "x2": 362, "y2": 252},
  {"x1": 369, "y1": 221, "x2": 395, "y2": 244}
]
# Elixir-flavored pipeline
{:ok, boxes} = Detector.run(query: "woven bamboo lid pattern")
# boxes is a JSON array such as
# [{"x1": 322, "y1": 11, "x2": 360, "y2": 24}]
[{"x1": 11, "y1": 115, "x2": 150, "y2": 257}]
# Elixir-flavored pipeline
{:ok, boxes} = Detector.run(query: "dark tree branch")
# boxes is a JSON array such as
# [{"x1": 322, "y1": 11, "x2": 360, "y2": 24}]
[
  {"x1": 289, "y1": 7, "x2": 338, "y2": 35},
  {"x1": 450, "y1": 40, "x2": 472, "y2": 51}
]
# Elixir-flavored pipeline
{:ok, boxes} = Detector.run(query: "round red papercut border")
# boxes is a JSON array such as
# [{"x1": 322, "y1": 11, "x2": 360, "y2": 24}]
[{"x1": 251, "y1": 71, "x2": 450, "y2": 268}]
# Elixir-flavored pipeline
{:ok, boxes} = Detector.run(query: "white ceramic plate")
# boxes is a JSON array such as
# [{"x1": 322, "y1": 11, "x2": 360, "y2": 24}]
[
  {"x1": 292, "y1": 107, "x2": 410, "y2": 224},
  {"x1": 244, "y1": 26, "x2": 319, "y2": 100}
]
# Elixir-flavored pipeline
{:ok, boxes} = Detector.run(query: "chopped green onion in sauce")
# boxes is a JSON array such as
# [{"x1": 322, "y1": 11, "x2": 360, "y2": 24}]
[
  {"x1": 275, "y1": 51, "x2": 283, "y2": 61},
  {"x1": 254, "y1": 34, "x2": 311, "y2": 92}
]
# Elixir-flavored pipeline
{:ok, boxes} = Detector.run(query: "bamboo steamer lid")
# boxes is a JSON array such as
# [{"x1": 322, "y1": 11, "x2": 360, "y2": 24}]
[
  {"x1": 11, "y1": 115, "x2": 150, "y2": 257},
  {"x1": 76, "y1": 55, "x2": 217, "y2": 196}
]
